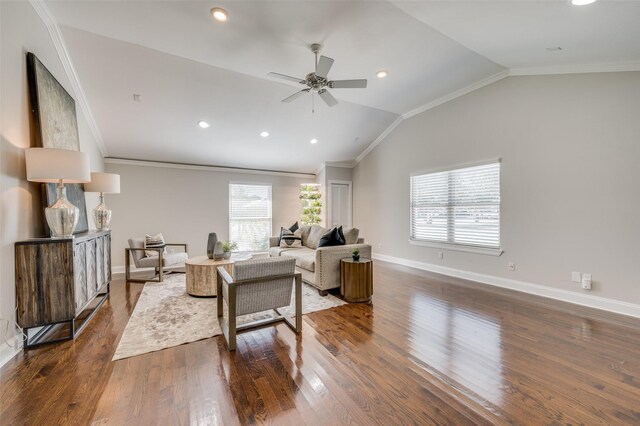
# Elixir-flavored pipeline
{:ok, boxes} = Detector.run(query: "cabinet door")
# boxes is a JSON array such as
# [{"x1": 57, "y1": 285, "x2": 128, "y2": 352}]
[
  {"x1": 96, "y1": 236, "x2": 106, "y2": 291},
  {"x1": 74, "y1": 242, "x2": 88, "y2": 314},
  {"x1": 86, "y1": 238, "x2": 97, "y2": 300}
]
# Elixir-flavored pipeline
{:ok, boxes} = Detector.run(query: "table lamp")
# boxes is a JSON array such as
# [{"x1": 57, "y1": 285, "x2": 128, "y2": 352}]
[
  {"x1": 84, "y1": 172, "x2": 120, "y2": 231},
  {"x1": 25, "y1": 148, "x2": 91, "y2": 238}
]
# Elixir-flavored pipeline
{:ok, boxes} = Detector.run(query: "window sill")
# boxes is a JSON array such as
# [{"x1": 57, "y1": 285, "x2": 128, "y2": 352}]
[{"x1": 409, "y1": 239, "x2": 503, "y2": 256}]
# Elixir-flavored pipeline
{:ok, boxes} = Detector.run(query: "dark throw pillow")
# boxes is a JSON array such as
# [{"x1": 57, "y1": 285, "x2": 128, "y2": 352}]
[{"x1": 317, "y1": 226, "x2": 346, "y2": 248}]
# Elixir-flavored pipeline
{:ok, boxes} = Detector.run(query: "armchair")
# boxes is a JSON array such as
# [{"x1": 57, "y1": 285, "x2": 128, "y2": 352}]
[
  {"x1": 216, "y1": 257, "x2": 302, "y2": 351},
  {"x1": 125, "y1": 237, "x2": 189, "y2": 283}
]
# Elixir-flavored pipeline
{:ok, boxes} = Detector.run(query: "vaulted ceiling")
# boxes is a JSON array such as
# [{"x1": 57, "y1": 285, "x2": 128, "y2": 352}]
[{"x1": 45, "y1": 0, "x2": 640, "y2": 173}]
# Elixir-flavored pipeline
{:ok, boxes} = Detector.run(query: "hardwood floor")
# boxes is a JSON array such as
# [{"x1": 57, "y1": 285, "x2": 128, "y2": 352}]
[{"x1": 2, "y1": 261, "x2": 640, "y2": 425}]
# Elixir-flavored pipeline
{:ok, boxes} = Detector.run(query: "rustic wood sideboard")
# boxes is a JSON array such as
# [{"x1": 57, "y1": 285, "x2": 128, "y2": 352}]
[{"x1": 15, "y1": 230, "x2": 111, "y2": 348}]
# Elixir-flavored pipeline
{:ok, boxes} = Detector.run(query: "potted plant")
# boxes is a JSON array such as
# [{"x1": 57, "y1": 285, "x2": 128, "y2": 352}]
[
  {"x1": 222, "y1": 241, "x2": 238, "y2": 259},
  {"x1": 351, "y1": 247, "x2": 360, "y2": 262}
]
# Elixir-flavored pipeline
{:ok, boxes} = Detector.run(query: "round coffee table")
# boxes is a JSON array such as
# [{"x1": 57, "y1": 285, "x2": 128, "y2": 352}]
[{"x1": 185, "y1": 254, "x2": 252, "y2": 297}]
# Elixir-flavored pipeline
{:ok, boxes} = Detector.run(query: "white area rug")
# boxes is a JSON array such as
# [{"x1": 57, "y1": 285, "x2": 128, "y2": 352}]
[{"x1": 112, "y1": 274, "x2": 346, "y2": 361}]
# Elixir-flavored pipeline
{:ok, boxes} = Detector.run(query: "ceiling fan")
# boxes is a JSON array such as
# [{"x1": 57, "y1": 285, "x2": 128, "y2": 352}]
[{"x1": 268, "y1": 43, "x2": 367, "y2": 111}]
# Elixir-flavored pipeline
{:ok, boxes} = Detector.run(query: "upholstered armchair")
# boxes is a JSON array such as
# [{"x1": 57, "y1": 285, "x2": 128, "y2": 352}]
[
  {"x1": 125, "y1": 237, "x2": 189, "y2": 283},
  {"x1": 216, "y1": 257, "x2": 302, "y2": 351}
]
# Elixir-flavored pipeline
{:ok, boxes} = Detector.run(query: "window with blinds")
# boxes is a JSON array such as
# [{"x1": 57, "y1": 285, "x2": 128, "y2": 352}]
[
  {"x1": 410, "y1": 162, "x2": 500, "y2": 250},
  {"x1": 229, "y1": 183, "x2": 272, "y2": 252}
]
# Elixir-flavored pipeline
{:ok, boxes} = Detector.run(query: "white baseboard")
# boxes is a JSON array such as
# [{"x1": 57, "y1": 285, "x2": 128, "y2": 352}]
[
  {"x1": 0, "y1": 334, "x2": 23, "y2": 369},
  {"x1": 373, "y1": 253, "x2": 640, "y2": 319}
]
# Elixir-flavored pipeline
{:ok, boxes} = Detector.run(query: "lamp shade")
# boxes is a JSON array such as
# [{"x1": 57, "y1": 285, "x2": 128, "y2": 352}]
[
  {"x1": 25, "y1": 148, "x2": 91, "y2": 183},
  {"x1": 84, "y1": 172, "x2": 120, "y2": 193}
]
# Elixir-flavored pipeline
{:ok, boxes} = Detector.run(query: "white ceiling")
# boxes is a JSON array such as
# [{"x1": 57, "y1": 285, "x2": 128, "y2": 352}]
[{"x1": 44, "y1": 0, "x2": 640, "y2": 173}]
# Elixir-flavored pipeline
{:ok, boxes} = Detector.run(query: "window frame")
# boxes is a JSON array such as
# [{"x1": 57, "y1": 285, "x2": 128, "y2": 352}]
[
  {"x1": 409, "y1": 159, "x2": 503, "y2": 257},
  {"x1": 228, "y1": 182, "x2": 273, "y2": 253}
]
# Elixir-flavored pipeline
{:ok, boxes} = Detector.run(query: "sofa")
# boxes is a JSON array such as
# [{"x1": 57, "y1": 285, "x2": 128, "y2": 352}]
[{"x1": 268, "y1": 225, "x2": 371, "y2": 295}]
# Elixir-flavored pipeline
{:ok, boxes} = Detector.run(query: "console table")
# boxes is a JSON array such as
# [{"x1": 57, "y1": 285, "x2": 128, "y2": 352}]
[
  {"x1": 340, "y1": 258, "x2": 373, "y2": 303},
  {"x1": 15, "y1": 231, "x2": 111, "y2": 348}
]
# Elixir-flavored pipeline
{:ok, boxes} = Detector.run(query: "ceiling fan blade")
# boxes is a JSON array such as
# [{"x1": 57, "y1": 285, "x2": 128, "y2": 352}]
[
  {"x1": 281, "y1": 88, "x2": 310, "y2": 103},
  {"x1": 315, "y1": 55, "x2": 334, "y2": 79},
  {"x1": 268, "y1": 72, "x2": 306, "y2": 84},
  {"x1": 329, "y1": 79, "x2": 368, "y2": 89},
  {"x1": 318, "y1": 89, "x2": 338, "y2": 107}
]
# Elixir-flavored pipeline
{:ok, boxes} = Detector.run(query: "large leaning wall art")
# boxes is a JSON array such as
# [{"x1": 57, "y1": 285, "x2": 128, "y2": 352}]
[{"x1": 27, "y1": 52, "x2": 89, "y2": 235}]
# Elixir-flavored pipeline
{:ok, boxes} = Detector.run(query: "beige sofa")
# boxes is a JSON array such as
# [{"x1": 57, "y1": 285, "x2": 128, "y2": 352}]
[{"x1": 268, "y1": 225, "x2": 371, "y2": 295}]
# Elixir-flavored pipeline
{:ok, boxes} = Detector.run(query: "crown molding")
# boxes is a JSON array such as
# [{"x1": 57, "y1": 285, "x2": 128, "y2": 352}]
[
  {"x1": 353, "y1": 69, "x2": 509, "y2": 167},
  {"x1": 353, "y1": 116, "x2": 404, "y2": 166},
  {"x1": 402, "y1": 69, "x2": 509, "y2": 120},
  {"x1": 509, "y1": 60, "x2": 640, "y2": 76},
  {"x1": 104, "y1": 157, "x2": 316, "y2": 179},
  {"x1": 29, "y1": 0, "x2": 108, "y2": 157}
]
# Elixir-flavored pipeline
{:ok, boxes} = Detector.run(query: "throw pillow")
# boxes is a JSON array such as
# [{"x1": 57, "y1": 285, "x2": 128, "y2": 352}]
[
  {"x1": 306, "y1": 225, "x2": 327, "y2": 249},
  {"x1": 318, "y1": 226, "x2": 346, "y2": 247},
  {"x1": 342, "y1": 227, "x2": 360, "y2": 245},
  {"x1": 279, "y1": 222, "x2": 300, "y2": 244},
  {"x1": 145, "y1": 233, "x2": 167, "y2": 257},
  {"x1": 279, "y1": 228, "x2": 302, "y2": 248}
]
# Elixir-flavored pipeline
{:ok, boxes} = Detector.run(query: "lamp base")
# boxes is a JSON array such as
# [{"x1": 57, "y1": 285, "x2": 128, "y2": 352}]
[
  {"x1": 93, "y1": 194, "x2": 112, "y2": 231},
  {"x1": 46, "y1": 185, "x2": 79, "y2": 238}
]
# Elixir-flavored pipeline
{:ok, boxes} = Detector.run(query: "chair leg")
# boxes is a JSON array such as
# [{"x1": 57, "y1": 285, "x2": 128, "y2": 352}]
[
  {"x1": 227, "y1": 285, "x2": 237, "y2": 351},
  {"x1": 217, "y1": 273, "x2": 223, "y2": 318},
  {"x1": 295, "y1": 275, "x2": 302, "y2": 333},
  {"x1": 125, "y1": 250, "x2": 131, "y2": 281}
]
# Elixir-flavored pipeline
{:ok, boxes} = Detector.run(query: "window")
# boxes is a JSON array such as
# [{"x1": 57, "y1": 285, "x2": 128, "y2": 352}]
[
  {"x1": 229, "y1": 183, "x2": 272, "y2": 252},
  {"x1": 410, "y1": 161, "x2": 501, "y2": 253}
]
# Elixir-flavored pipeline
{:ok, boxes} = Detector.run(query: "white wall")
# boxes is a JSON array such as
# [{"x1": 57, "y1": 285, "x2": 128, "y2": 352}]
[
  {"x1": 104, "y1": 161, "x2": 312, "y2": 269},
  {"x1": 353, "y1": 72, "x2": 640, "y2": 307},
  {"x1": 0, "y1": 1, "x2": 104, "y2": 360}
]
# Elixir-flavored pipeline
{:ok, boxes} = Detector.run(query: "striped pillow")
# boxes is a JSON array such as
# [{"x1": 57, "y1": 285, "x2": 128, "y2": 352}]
[{"x1": 145, "y1": 233, "x2": 167, "y2": 257}]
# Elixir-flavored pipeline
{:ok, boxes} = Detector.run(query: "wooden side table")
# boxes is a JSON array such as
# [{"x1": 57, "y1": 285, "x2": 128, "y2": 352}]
[
  {"x1": 185, "y1": 254, "x2": 253, "y2": 297},
  {"x1": 340, "y1": 258, "x2": 373, "y2": 303}
]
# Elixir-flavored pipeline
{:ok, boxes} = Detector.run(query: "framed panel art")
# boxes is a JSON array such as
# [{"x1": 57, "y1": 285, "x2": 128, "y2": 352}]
[{"x1": 27, "y1": 52, "x2": 89, "y2": 235}]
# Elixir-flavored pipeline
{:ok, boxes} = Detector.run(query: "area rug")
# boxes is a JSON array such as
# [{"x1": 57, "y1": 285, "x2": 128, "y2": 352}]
[{"x1": 112, "y1": 274, "x2": 346, "y2": 361}]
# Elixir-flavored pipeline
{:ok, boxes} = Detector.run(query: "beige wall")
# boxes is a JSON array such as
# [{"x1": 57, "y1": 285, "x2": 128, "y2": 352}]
[
  {"x1": 105, "y1": 162, "x2": 311, "y2": 269},
  {"x1": 0, "y1": 1, "x2": 104, "y2": 355},
  {"x1": 353, "y1": 72, "x2": 640, "y2": 306}
]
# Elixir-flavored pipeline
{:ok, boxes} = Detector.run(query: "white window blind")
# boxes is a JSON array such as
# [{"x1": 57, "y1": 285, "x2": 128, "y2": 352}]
[
  {"x1": 410, "y1": 162, "x2": 500, "y2": 249},
  {"x1": 229, "y1": 184, "x2": 272, "y2": 251}
]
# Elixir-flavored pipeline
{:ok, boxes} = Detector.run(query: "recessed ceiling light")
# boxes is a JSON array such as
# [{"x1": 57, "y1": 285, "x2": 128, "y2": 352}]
[
  {"x1": 310, "y1": 138, "x2": 318, "y2": 144},
  {"x1": 571, "y1": 0, "x2": 597, "y2": 5},
  {"x1": 260, "y1": 131, "x2": 269, "y2": 138},
  {"x1": 198, "y1": 121, "x2": 210, "y2": 128},
  {"x1": 376, "y1": 70, "x2": 388, "y2": 78},
  {"x1": 210, "y1": 7, "x2": 228, "y2": 22}
]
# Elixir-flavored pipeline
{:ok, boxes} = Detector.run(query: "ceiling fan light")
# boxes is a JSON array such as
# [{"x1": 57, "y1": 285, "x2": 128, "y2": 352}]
[
  {"x1": 570, "y1": 0, "x2": 597, "y2": 5},
  {"x1": 210, "y1": 7, "x2": 228, "y2": 22}
]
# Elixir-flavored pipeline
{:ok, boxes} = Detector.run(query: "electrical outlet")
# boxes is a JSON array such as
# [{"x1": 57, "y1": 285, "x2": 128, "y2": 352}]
[
  {"x1": 572, "y1": 272, "x2": 582, "y2": 283},
  {"x1": 582, "y1": 273, "x2": 592, "y2": 290},
  {"x1": 508, "y1": 262, "x2": 516, "y2": 271},
  {"x1": 438, "y1": 252, "x2": 444, "y2": 259}
]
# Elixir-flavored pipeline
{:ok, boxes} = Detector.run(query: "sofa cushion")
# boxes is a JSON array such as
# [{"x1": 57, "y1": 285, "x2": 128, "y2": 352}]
[
  {"x1": 318, "y1": 226, "x2": 346, "y2": 247},
  {"x1": 306, "y1": 225, "x2": 327, "y2": 249},
  {"x1": 342, "y1": 227, "x2": 360, "y2": 245},
  {"x1": 299, "y1": 225, "x2": 312, "y2": 246},
  {"x1": 281, "y1": 247, "x2": 316, "y2": 272},
  {"x1": 268, "y1": 246, "x2": 299, "y2": 257}
]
